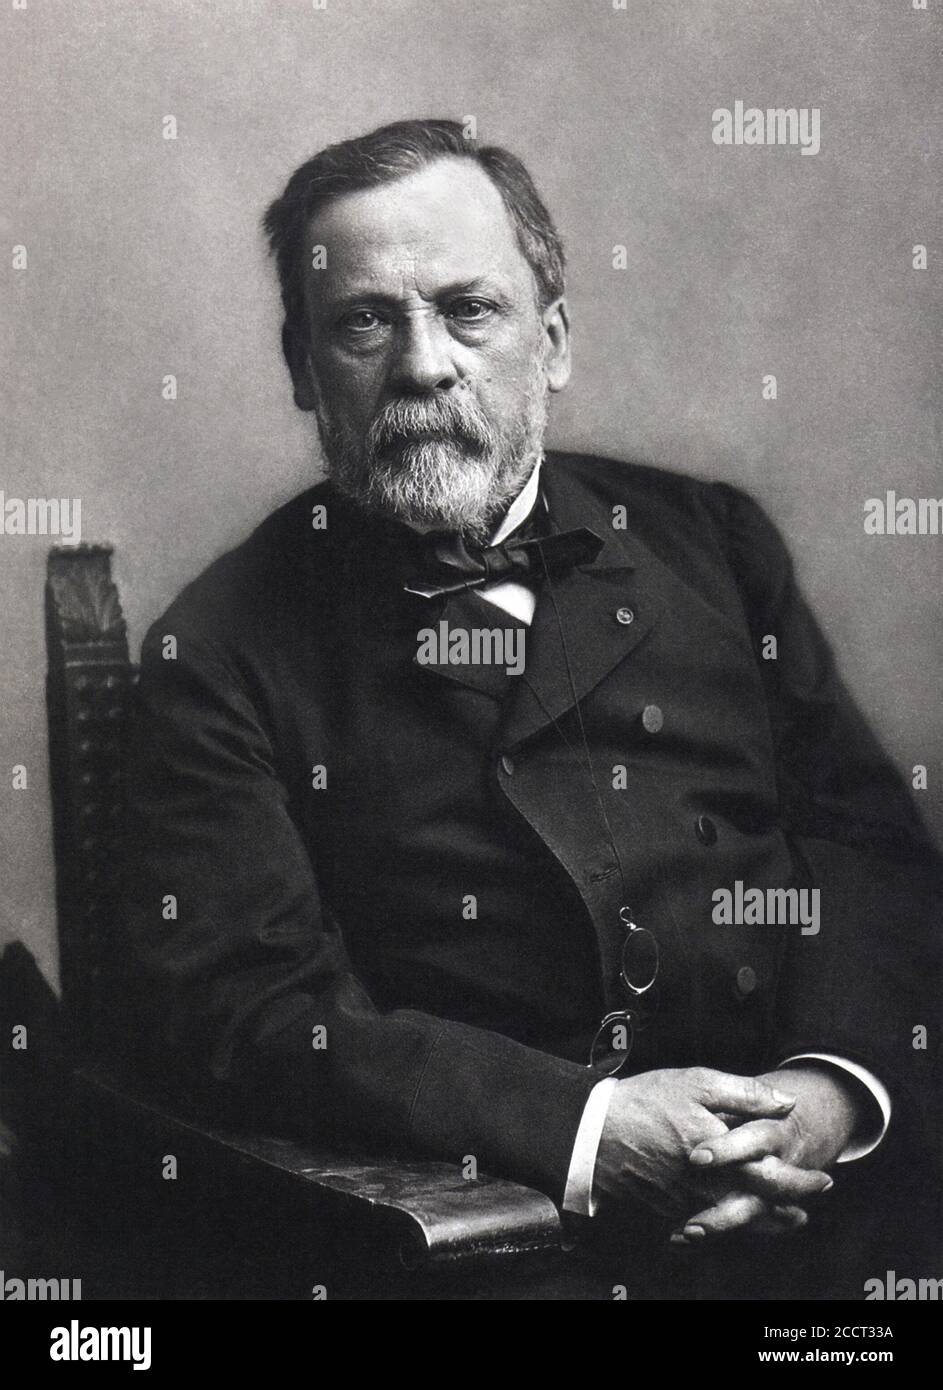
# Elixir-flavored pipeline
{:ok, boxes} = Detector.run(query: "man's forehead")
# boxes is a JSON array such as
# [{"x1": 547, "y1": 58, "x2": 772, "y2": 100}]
[{"x1": 304, "y1": 157, "x2": 529, "y2": 294}]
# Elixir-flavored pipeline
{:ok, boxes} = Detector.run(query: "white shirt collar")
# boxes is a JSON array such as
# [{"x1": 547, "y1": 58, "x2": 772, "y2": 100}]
[{"x1": 489, "y1": 455, "x2": 543, "y2": 546}]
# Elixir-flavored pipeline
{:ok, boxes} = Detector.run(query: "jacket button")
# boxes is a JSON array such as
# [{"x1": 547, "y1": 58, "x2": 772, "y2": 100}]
[
  {"x1": 736, "y1": 966, "x2": 758, "y2": 996},
  {"x1": 616, "y1": 607, "x2": 635, "y2": 625},
  {"x1": 695, "y1": 814, "x2": 717, "y2": 846},
  {"x1": 500, "y1": 754, "x2": 515, "y2": 776},
  {"x1": 641, "y1": 703, "x2": 663, "y2": 733}
]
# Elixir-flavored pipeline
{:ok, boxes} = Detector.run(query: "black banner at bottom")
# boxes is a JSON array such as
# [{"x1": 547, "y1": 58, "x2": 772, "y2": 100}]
[{"x1": 0, "y1": 1298, "x2": 937, "y2": 1376}]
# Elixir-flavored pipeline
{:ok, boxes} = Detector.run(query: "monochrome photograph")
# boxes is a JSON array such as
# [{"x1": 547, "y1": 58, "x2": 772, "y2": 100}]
[{"x1": 1, "y1": 0, "x2": 940, "y2": 1342}]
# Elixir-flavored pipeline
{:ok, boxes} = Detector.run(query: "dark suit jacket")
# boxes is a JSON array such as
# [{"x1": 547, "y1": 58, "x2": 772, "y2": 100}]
[{"x1": 121, "y1": 452, "x2": 940, "y2": 1204}]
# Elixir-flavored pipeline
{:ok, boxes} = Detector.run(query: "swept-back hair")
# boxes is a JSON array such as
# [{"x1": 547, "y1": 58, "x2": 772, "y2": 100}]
[{"x1": 263, "y1": 118, "x2": 565, "y2": 342}]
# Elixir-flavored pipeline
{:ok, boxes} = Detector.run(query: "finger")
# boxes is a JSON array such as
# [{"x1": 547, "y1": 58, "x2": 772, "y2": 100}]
[
  {"x1": 749, "y1": 1205, "x2": 810, "y2": 1237},
  {"x1": 671, "y1": 1207, "x2": 808, "y2": 1243},
  {"x1": 671, "y1": 1192, "x2": 811, "y2": 1242},
  {"x1": 689, "y1": 1119, "x2": 786, "y2": 1168},
  {"x1": 672, "y1": 1194, "x2": 808, "y2": 1243},
  {"x1": 672, "y1": 1190, "x2": 767, "y2": 1240},
  {"x1": 673, "y1": 1209, "x2": 806, "y2": 1242},
  {"x1": 737, "y1": 1155, "x2": 833, "y2": 1202},
  {"x1": 692, "y1": 1068, "x2": 795, "y2": 1118}
]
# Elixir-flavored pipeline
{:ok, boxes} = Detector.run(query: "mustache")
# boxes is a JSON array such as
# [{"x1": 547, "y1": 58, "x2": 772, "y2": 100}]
[{"x1": 367, "y1": 395, "x2": 496, "y2": 459}]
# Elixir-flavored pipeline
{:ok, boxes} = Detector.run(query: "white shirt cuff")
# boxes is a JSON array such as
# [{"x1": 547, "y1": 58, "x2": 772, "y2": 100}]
[
  {"x1": 562, "y1": 1054, "x2": 889, "y2": 1217},
  {"x1": 562, "y1": 1077, "x2": 618, "y2": 1216},
  {"x1": 779, "y1": 1053, "x2": 891, "y2": 1161}
]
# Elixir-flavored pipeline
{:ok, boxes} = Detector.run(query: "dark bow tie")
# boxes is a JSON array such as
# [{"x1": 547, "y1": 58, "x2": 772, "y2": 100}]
[{"x1": 403, "y1": 525, "x2": 603, "y2": 599}]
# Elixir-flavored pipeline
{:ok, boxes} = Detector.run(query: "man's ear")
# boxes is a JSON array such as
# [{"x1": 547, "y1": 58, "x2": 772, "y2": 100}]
[
  {"x1": 541, "y1": 296, "x2": 571, "y2": 393},
  {"x1": 282, "y1": 322, "x2": 318, "y2": 411}
]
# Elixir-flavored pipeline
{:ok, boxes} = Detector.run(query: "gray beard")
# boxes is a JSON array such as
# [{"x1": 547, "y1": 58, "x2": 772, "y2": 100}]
[{"x1": 313, "y1": 367, "x2": 548, "y2": 543}]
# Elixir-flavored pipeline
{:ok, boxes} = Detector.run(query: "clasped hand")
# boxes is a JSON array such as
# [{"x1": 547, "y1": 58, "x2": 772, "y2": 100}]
[{"x1": 595, "y1": 1064, "x2": 862, "y2": 1242}]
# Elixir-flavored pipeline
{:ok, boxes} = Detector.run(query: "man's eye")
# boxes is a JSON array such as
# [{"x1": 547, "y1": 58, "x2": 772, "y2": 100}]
[
  {"x1": 448, "y1": 298, "x2": 493, "y2": 322},
  {"x1": 339, "y1": 310, "x2": 384, "y2": 333}
]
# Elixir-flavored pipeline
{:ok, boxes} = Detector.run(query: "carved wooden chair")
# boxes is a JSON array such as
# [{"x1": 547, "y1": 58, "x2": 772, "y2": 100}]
[{"x1": 43, "y1": 544, "x2": 572, "y2": 1298}]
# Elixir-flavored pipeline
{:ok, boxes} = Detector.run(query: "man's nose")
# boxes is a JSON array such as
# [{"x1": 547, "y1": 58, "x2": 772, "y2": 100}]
[{"x1": 389, "y1": 315, "x2": 458, "y2": 394}]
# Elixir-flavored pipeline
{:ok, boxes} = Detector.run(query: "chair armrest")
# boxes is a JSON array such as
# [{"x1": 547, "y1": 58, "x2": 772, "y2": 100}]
[{"x1": 72, "y1": 1065, "x2": 562, "y2": 1272}]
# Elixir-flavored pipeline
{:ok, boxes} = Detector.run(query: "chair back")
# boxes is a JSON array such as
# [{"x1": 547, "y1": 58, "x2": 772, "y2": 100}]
[{"x1": 45, "y1": 544, "x2": 136, "y2": 1057}]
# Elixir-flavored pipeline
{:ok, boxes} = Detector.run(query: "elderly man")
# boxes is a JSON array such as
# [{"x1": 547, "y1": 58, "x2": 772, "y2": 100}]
[{"x1": 123, "y1": 119, "x2": 938, "y2": 1285}]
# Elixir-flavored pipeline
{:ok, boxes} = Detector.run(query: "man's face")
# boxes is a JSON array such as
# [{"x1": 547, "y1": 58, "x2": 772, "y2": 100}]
[{"x1": 290, "y1": 156, "x2": 570, "y2": 540}]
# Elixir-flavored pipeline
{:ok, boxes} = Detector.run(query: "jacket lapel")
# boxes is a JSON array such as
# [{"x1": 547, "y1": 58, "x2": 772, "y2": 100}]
[
  {"x1": 498, "y1": 456, "x2": 663, "y2": 750},
  {"x1": 412, "y1": 588, "x2": 526, "y2": 700}
]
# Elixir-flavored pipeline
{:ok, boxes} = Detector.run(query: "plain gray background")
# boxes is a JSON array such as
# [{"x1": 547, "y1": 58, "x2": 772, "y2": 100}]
[{"x1": 2, "y1": 0, "x2": 940, "y2": 989}]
